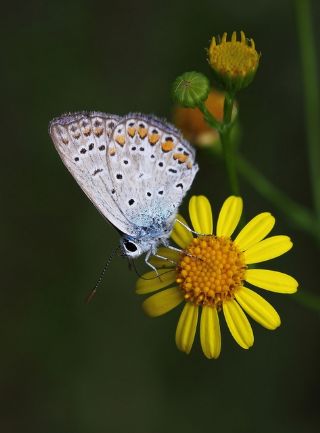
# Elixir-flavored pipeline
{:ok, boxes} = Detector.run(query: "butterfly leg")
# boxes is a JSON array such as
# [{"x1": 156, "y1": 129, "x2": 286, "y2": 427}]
[
  {"x1": 162, "y1": 238, "x2": 184, "y2": 254},
  {"x1": 145, "y1": 250, "x2": 160, "y2": 277},
  {"x1": 163, "y1": 239, "x2": 204, "y2": 262},
  {"x1": 153, "y1": 252, "x2": 177, "y2": 266},
  {"x1": 163, "y1": 244, "x2": 184, "y2": 254},
  {"x1": 174, "y1": 218, "x2": 208, "y2": 236}
]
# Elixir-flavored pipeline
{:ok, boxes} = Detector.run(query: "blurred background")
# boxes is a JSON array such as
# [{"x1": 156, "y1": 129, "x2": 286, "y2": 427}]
[{"x1": 2, "y1": 0, "x2": 320, "y2": 432}]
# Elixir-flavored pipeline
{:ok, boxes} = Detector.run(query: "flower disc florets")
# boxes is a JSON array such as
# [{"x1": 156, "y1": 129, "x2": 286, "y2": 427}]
[
  {"x1": 176, "y1": 236, "x2": 246, "y2": 308},
  {"x1": 208, "y1": 31, "x2": 260, "y2": 93}
]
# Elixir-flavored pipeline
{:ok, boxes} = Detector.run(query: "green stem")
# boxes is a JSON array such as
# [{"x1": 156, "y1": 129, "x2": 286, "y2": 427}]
[
  {"x1": 220, "y1": 93, "x2": 240, "y2": 195},
  {"x1": 199, "y1": 94, "x2": 240, "y2": 195},
  {"x1": 223, "y1": 92, "x2": 234, "y2": 124},
  {"x1": 294, "y1": 0, "x2": 320, "y2": 220},
  {"x1": 198, "y1": 102, "x2": 222, "y2": 132},
  {"x1": 220, "y1": 126, "x2": 239, "y2": 195}
]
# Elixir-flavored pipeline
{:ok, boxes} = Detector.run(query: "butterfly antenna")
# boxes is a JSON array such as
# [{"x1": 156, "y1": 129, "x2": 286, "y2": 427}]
[
  {"x1": 85, "y1": 246, "x2": 121, "y2": 303},
  {"x1": 130, "y1": 258, "x2": 143, "y2": 278}
]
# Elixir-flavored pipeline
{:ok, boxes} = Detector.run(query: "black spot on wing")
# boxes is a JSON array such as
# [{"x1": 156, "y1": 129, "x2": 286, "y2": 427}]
[{"x1": 93, "y1": 168, "x2": 103, "y2": 176}]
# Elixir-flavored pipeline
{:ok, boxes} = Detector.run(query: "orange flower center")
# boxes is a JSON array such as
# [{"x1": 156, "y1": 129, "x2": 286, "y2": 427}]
[{"x1": 176, "y1": 236, "x2": 246, "y2": 308}]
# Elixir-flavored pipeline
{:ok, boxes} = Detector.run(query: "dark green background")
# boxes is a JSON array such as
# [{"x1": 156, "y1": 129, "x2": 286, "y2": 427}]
[{"x1": 2, "y1": 0, "x2": 320, "y2": 432}]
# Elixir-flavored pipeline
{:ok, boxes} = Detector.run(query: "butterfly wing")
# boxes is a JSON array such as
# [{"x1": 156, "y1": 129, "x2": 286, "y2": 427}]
[
  {"x1": 49, "y1": 112, "x2": 137, "y2": 235},
  {"x1": 105, "y1": 114, "x2": 198, "y2": 233}
]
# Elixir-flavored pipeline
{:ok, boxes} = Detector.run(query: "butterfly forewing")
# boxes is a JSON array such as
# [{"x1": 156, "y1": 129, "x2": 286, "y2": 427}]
[{"x1": 49, "y1": 112, "x2": 137, "y2": 235}]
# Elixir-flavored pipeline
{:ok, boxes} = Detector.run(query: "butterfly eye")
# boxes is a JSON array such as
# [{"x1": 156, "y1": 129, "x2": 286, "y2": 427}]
[{"x1": 124, "y1": 241, "x2": 138, "y2": 253}]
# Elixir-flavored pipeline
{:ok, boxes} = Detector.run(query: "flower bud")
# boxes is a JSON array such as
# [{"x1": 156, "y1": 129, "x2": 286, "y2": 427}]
[{"x1": 172, "y1": 71, "x2": 210, "y2": 108}]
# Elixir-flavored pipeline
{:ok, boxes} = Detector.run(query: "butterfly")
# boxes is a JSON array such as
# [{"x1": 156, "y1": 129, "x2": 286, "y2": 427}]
[{"x1": 49, "y1": 112, "x2": 198, "y2": 268}]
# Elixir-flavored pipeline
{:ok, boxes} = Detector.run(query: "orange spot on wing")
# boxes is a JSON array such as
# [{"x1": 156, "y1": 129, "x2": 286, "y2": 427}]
[
  {"x1": 94, "y1": 127, "x2": 104, "y2": 137},
  {"x1": 148, "y1": 133, "x2": 160, "y2": 145},
  {"x1": 109, "y1": 147, "x2": 116, "y2": 156},
  {"x1": 115, "y1": 135, "x2": 126, "y2": 146},
  {"x1": 83, "y1": 127, "x2": 91, "y2": 136},
  {"x1": 127, "y1": 127, "x2": 136, "y2": 137},
  {"x1": 138, "y1": 127, "x2": 148, "y2": 139},
  {"x1": 173, "y1": 153, "x2": 188, "y2": 163},
  {"x1": 187, "y1": 161, "x2": 193, "y2": 169},
  {"x1": 161, "y1": 140, "x2": 174, "y2": 152}
]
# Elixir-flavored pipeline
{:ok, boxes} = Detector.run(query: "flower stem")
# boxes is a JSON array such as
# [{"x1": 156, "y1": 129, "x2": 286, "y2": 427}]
[
  {"x1": 220, "y1": 125, "x2": 239, "y2": 195},
  {"x1": 198, "y1": 102, "x2": 222, "y2": 132},
  {"x1": 223, "y1": 92, "x2": 234, "y2": 124},
  {"x1": 294, "y1": 0, "x2": 320, "y2": 220},
  {"x1": 200, "y1": 95, "x2": 240, "y2": 195},
  {"x1": 220, "y1": 93, "x2": 240, "y2": 195}
]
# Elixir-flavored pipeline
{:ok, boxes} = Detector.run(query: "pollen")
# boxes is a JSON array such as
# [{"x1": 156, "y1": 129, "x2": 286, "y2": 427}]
[
  {"x1": 176, "y1": 236, "x2": 246, "y2": 308},
  {"x1": 208, "y1": 31, "x2": 259, "y2": 79}
]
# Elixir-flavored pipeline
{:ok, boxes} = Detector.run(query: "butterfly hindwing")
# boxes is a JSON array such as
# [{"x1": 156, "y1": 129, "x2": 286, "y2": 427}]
[{"x1": 106, "y1": 114, "x2": 199, "y2": 231}]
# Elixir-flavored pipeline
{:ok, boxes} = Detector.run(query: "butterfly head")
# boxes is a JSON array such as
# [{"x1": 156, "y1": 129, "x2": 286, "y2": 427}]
[{"x1": 120, "y1": 235, "x2": 159, "y2": 259}]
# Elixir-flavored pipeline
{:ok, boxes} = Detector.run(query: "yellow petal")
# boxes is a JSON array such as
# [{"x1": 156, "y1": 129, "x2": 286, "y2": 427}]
[
  {"x1": 149, "y1": 247, "x2": 181, "y2": 268},
  {"x1": 216, "y1": 196, "x2": 243, "y2": 237},
  {"x1": 245, "y1": 269, "x2": 298, "y2": 294},
  {"x1": 136, "y1": 269, "x2": 177, "y2": 294},
  {"x1": 223, "y1": 299, "x2": 254, "y2": 349},
  {"x1": 235, "y1": 286, "x2": 281, "y2": 330},
  {"x1": 244, "y1": 235, "x2": 293, "y2": 264},
  {"x1": 175, "y1": 303, "x2": 198, "y2": 354},
  {"x1": 234, "y1": 212, "x2": 275, "y2": 251},
  {"x1": 171, "y1": 214, "x2": 193, "y2": 248},
  {"x1": 189, "y1": 195, "x2": 213, "y2": 235},
  {"x1": 200, "y1": 306, "x2": 221, "y2": 359},
  {"x1": 142, "y1": 287, "x2": 183, "y2": 317}
]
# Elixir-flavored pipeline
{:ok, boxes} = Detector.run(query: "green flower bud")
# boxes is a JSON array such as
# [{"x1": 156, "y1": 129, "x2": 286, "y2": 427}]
[{"x1": 172, "y1": 71, "x2": 210, "y2": 108}]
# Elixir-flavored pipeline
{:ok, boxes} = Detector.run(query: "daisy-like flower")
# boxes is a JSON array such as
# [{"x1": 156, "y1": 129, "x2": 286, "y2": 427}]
[
  {"x1": 136, "y1": 196, "x2": 298, "y2": 359},
  {"x1": 208, "y1": 31, "x2": 260, "y2": 93}
]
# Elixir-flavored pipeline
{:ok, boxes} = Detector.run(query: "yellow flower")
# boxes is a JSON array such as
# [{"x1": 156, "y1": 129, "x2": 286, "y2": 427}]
[
  {"x1": 208, "y1": 31, "x2": 260, "y2": 93},
  {"x1": 136, "y1": 196, "x2": 298, "y2": 359}
]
